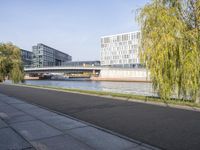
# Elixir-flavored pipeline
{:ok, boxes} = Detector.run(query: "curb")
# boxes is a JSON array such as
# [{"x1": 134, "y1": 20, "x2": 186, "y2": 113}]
[{"x1": 17, "y1": 98, "x2": 162, "y2": 150}]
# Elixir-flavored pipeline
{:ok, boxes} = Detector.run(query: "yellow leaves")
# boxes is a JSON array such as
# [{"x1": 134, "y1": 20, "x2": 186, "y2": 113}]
[
  {"x1": 0, "y1": 43, "x2": 23, "y2": 83},
  {"x1": 137, "y1": 0, "x2": 200, "y2": 101}
]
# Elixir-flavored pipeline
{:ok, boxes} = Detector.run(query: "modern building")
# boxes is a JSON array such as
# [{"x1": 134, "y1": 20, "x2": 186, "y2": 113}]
[
  {"x1": 64, "y1": 61, "x2": 100, "y2": 67},
  {"x1": 32, "y1": 43, "x2": 72, "y2": 67},
  {"x1": 100, "y1": 31, "x2": 141, "y2": 68},
  {"x1": 20, "y1": 49, "x2": 33, "y2": 68}
]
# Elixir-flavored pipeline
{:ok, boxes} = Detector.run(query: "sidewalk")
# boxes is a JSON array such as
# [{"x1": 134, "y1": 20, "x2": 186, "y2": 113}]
[{"x1": 0, "y1": 93, "x2": 159, "y2": 150}]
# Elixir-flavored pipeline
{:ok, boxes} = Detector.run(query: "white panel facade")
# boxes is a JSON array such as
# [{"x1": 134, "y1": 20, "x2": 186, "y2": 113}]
[{"x1": 100, "y1": 31, "x2": 141, "y2": 68}]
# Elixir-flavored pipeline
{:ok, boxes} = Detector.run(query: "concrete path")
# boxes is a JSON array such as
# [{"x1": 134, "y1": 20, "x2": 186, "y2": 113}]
[
  {"x1": 0, "y1": 84, "x2": 200, "y2": 150},
  {"x1": 0, "y1": 93, "x2": 158, "y2": 150}
]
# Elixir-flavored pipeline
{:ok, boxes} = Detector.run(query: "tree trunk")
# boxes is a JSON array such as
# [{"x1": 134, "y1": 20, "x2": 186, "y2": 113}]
[
  {"x1": 196, "y1": 98, "x2": 200, "y2": 103},
  {"x1": 195, "y1": 91, "x2": 200, "y2": 103}
]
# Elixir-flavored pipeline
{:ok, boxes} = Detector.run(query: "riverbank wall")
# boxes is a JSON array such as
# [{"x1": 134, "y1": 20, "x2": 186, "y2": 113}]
[
  {"x1": 91, "y1": 68, "x2": 150, "y2": 82},
  {"x1": 24, "y1": 75, "x2": 39, "y2": 80}
]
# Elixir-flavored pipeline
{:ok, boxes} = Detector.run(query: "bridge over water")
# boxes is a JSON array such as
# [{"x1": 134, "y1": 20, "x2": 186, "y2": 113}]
[
  {"x1": 24, "y1": 66, "x2": 102, "y2": 74},
  {"x1": 24, "y1": 66, "x2": 148, "y2": 81}
]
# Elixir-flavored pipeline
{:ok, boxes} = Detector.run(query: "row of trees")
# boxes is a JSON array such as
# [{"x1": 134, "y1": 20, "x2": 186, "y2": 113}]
[
  {"x1": 138, "y1": 0, "x2": 200, "y2": 102},
  {"x1": 0, "y1": 43, "x2": 24, "y2": 83}
]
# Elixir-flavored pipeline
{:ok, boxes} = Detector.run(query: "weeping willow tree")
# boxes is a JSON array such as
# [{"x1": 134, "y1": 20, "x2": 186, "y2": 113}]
[
  {"x1": 0, "y1": 43, "x2": 24, "y2": 83},
  {"x1": 137, "y1": 0, "x2": 200, "y2": 102}
]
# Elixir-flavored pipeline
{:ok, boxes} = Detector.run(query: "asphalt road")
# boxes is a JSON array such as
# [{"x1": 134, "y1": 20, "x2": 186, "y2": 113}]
[{"x1": 0, "y1": 84, "x2": 200, "y2": 150}]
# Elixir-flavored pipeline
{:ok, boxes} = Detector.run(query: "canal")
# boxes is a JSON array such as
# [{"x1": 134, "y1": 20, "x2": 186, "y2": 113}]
[{"x1": 13, "y1": 79, "x2": 155, "y2": 96}]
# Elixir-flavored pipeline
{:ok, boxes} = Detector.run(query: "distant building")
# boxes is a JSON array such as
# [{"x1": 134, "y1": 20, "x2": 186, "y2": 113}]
[
  {"x1": 64, "y1": 61, "x2": 100, "y2": 67},
  {"x1": 100, "y1": 31, "x2": 141, "y2": 68},
  {"x1": 32, "y1": 43, "x2": 72, "y2": 67},
  {"x1": 20, "y1": 49, "x2": 33, "y2": 68}
]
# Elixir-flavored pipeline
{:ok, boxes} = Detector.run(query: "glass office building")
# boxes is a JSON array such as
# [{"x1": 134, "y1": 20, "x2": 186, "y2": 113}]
[
  {"x1": 32, "y1": 43, "x2": 72, "y2": 67},
  {"x1": 64, "y1": 61, "x2": 100, "y2": 67},
  {"x1": 20, "y1": 49, "x2": 33, "y2": 68},
  {"x1": 100, "y1": 31, "x2": 141, "y2": 68}
]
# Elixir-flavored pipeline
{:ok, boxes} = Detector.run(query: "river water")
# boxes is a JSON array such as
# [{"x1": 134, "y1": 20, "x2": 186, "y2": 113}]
[{"x1": 13, "y1": 79, "x2": 155, "y2": 96}]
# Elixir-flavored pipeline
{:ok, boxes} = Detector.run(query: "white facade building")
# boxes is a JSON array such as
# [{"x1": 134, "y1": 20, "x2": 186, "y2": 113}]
[{"x1": 100, "y1": 31, "x2": 141, "y2": 68}]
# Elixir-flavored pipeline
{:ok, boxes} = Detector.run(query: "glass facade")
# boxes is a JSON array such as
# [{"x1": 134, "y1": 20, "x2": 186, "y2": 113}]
[
  {"x1": 32, "y1": 43, "x2": 72, "y2": 67},
  {"x1": 64, "y1": 61, "x2": 100, "y2": 67},
  {"x1": 100, "y1": 31, "x2": 142, "y2": 68},
  {"x1": 20, "y1": 49, "x2": 33, "y2": 68}
]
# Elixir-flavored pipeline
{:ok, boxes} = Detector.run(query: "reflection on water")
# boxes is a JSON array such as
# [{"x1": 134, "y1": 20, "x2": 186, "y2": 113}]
[{"x1": 13, "y1": 80, "x2": 155, "y2": 96}]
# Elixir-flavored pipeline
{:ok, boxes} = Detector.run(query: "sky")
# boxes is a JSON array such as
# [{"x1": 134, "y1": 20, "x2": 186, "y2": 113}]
[{"x1": 0, "y1": 0, "x2": 149, "y2": 61}]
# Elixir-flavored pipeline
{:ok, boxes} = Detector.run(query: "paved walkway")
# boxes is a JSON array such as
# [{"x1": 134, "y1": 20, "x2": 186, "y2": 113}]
[
  {"x1": 0, "y1": 93, "x2": 158, "y2": 150},
  {"x1": 1, "y1": 84, "x2": 200, "y2": 150}
]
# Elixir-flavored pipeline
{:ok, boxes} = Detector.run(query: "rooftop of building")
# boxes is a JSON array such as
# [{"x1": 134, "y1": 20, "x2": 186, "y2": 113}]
[
  {"x1": 20, "y1": 49, "x2": 33, "y2": 53},
  {"x1": 35, "y1": 43, "x2": 71, "y2": 57},
  {"x1": 101, "y1": 31, "x2": 140, "y2": 38}
]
